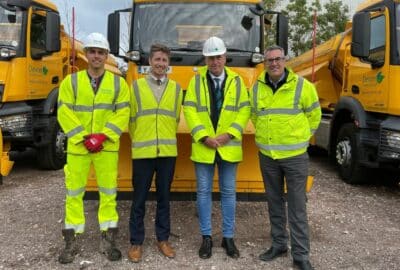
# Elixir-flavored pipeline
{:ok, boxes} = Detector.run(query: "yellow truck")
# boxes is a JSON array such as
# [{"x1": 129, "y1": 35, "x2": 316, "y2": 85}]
[
  {"x1": 0, "y1": 0, "x2": 120, "y2": 177},
  {"x1": 287, "y1": 0, "x2": 400, "y2": 184},
  {"x1": 93, "y1": 0, "x2": 299, "y2": 198}
]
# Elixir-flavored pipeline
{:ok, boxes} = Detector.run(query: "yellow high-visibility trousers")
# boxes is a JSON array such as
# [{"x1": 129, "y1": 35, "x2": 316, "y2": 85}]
[{"x1": 63, "y1": 151, "x2": 119, "y2": 233}]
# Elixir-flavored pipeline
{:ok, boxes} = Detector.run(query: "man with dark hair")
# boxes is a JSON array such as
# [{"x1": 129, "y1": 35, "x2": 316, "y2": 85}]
[
  {"x1": 128, "y1": 43, "x2": 183, "y2": 263},
  {"x1": 57, "y1": 32, "x2": 130, "y2": 264}
]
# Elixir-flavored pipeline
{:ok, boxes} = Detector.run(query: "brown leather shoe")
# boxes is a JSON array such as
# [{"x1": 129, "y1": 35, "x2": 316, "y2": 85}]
[
  {"x1": 128, "y1": 245, "x2": 142, "y2": 263},
  {"x1": 157, "y1": 241, "x2": 175, "y2": 258}
]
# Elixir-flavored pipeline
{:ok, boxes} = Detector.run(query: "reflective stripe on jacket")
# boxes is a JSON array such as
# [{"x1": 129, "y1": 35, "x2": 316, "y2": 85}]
[
  {"x1": 250, "y1": 69, "x2": 321, "y2": 159},
  {"x1": 183, "y1": 66, "x2": 250, "y2": 163},
  {"x1": 57, "y1": 70, "x2": 130, "y2": 154},
  {"x1": 129, "y1": 78, "x2": 183, "y2": 158}
]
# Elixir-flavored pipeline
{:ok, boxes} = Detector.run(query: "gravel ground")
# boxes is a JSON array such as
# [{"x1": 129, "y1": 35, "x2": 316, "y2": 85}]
[{"x1": 0, "y1": 152, "x2": 399, "y2": 270}]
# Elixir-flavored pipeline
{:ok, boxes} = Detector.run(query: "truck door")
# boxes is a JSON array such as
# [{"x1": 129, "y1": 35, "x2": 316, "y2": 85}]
[
  {"x1": 346, "y1": 10, "x2": 389, "y2": 113},
  {"x1": 26, "y1": 9, "x2": 62, "y2": 100}
]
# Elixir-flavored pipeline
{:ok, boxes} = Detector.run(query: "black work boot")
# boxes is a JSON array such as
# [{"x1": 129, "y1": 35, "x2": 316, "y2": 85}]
[
  {"x1": 58, "y1": 229, "x2": 79, "y2": 264},
  {"x1": 100, "y1": 227, "x2": 122, "y2": 261}
]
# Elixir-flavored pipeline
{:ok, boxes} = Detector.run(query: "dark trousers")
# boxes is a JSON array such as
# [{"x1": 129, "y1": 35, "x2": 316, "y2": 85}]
[
  {"x1": 129, "y1": 157, "x2": 176, "y2": 245},
  {"x1": 259, "y1": 152, "x2": 310, "y2": 261}
]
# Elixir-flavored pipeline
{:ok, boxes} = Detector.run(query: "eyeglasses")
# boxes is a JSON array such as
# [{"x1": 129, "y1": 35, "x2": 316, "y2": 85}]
[{"x1": 266, "y1": 57, "x2": 284, "y2": 64}]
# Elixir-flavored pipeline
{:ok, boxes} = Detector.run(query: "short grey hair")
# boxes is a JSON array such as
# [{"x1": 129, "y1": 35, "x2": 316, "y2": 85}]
[{"x1": 264, "y1": 45, "x2": 285, "y2": 56}]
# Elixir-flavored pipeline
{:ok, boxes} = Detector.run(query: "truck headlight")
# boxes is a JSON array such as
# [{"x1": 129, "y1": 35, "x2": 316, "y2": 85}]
[
  {"x1": 251, "y1": 53, "x2": 264, "y2": 64},
  {"x1": 0, "y1": 113, "x2": 32, "y2": 137},
  {"x1": 126, "y1": 50, "x2": 140, "y2": 61},
  {"x1": 380, "y1": 129, "x2": 400, "y2": 159},
  {"x1": 0, "y1": 48, "x2": 17, "y2": 58}
]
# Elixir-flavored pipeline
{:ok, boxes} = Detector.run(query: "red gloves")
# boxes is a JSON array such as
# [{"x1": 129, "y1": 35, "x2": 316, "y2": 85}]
[{"x1": 84, "y1": 133, "x2": 107, "y2": 153}]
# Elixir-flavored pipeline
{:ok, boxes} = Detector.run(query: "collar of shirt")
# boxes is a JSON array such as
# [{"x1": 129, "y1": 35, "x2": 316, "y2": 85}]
[
  {"x1": 149, "y1": 74, "x2": 166, "y2": 84},
  {"x1": 209, "y1": 70, "x2": 226, "y2": 87},
  {"x1": 268, "y1": 70, "x2": 286, "y2": 89}
]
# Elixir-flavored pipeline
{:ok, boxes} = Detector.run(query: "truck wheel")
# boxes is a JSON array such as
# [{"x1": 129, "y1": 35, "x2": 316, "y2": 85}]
[
  {"x1": 335, "y1": 123, "x2": 366, "y2": 184},
  {"x1": 37, "y1": 120, "x2": 66, "y2": 170}
]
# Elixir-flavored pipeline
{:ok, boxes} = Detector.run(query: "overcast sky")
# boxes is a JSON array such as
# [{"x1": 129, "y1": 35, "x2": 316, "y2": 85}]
[{"x1": 51, "y1": 0, "x2": 131, "y2": 40}]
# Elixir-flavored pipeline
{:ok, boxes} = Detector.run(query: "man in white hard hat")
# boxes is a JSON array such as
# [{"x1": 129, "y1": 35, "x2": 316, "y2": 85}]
[
  {"x1": 57, "y1": 32, "x2": 130, "y2": 264},
  {"x1": 183, "y1": 36, "x2": 250, "y2": 259}
]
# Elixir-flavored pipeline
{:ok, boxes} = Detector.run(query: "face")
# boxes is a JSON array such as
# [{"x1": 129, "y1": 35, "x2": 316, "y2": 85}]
[
  {"x1": 205, "y1": 54, "x2": 226, "y2": 76},
  {"x1": 265, "y1": 49, "x2": 285, "y2": 81},
  {"x1": 149, "y1": 51, "x2": 170, "y2": 78},
  {"x1": 85, "y1": 47, "x2": 108, "y2": 71}
]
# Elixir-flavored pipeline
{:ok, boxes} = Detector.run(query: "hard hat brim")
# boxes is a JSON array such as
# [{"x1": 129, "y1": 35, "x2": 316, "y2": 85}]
[{"x1": 203, "y1": 48, "x2": 227, "y2": 57}]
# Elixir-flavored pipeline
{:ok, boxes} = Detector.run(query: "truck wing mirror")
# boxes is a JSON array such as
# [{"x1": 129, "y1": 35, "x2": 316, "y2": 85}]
[
  {"x1": 46, "y1": 12, "x2": 60, "y2": 53},
  {"x1": 351, "y1": 12, "x2": 370, "y2": 58},
  {"x1": 277, "y1": 14, "x2": 288, "y2": 55},
  {"x1": 108, "y1": 12, "x2": 120, "y2": 55}
]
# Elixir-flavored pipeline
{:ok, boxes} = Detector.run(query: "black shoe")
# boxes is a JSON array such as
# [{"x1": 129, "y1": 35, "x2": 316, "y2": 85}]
[
  {"x1": 221, "y1": 237, "x2": 240, "y2": 258},
  {"x1": 198, "y1": 235, "x2": 212, "y2": 259},
  {"x1": 293, "y1": 260, "x2": 314, "y2": 270},
  {"x1": 259, "y1": 246, "x2": 287, "y2": 261}
]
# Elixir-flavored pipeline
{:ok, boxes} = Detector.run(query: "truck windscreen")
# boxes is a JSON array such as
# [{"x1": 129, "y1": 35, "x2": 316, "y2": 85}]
[
  {"x1": 0, "y1": 4, "x2": 23, "y2": 59},
  {"x1": 131, "y1": 2, "x2": 261, "y2": 54}
]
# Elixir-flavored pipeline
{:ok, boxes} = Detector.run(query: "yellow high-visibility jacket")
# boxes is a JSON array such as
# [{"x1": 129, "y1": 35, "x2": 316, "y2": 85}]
[
  {"x1": 184, "y1": 66, "x2": 250, "y2": 163},
  {"x1": 250, "y1": 69, "x2": 321, "y2": 159},
  {"x1": 129, "y1": 78, "x2": 183, "y2": 158},
  {"x1": 57, "y1": 70, "x2": 130, "y2": 154}
]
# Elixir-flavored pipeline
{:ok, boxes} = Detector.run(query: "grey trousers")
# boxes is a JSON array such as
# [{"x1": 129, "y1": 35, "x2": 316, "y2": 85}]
[{"x1": 259, "y1": 152, "x2": 310, "y2": 261}]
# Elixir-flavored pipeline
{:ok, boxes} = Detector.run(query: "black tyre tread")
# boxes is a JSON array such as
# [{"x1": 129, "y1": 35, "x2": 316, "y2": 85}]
[
  {"x1": 336, "y1": 123, "x2": 367, "y2": 184},
  {"x1": 37, "y1": 120, "x2": 66, "y2": 170}
]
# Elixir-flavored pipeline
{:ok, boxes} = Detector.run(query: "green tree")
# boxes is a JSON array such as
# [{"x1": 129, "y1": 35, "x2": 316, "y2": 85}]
[
  {"x1": 283, "y1": 0, "x2": 349, "y2": 56},
  {"x1": 318, "y1": 0, "x2": 349, "y2": 42}
]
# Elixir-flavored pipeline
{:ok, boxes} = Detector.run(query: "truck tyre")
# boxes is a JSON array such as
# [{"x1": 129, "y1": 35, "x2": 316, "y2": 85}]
[
  {"x1": 335, "y1": 123, "x2": 366, "y2": 184},
  {"x1": 37, "y1": 119, "x2": 66, "y2": 170}
]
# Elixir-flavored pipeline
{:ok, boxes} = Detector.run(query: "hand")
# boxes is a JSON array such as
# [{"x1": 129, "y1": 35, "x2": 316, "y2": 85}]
[
  {"x1": 84, "y1": 133, "x2": 107, "y2": 153},
  {"x1": 203, "y1": 137, "x2": 220, "y2": 149},
  {"x1": 215, "y1": 133, "x2": 231, "y2": 146}
]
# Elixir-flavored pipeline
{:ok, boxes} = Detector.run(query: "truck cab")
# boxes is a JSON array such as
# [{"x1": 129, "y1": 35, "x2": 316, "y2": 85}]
[
  {"x1": 102, "y1": 0, "x2": 289, "y2": 196},
  {"x1": 0, "y1": 0, "x2": 65, "y2": 170}
]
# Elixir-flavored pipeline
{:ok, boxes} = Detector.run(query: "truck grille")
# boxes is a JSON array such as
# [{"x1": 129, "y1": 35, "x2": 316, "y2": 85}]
[
  {"x1": 0, "y1": 112, "x2": 33, "y2": 138},
  {"x1": 379, "y1": 128, "x2": 400, "y2": 159}
]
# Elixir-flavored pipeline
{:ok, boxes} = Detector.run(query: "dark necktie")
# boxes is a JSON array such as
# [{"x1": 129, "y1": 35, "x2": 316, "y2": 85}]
[{"x1": 214, "y1": 78, "x2": 222, "y2": 114}]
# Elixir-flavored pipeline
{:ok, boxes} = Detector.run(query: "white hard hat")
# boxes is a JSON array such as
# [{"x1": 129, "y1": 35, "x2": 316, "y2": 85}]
[
  {"x1": 202, "y1": 36, "x2": 226, "y2": 56},
  {"x1": 83, "y1": 32, "x2": 110, "y2": 52}
]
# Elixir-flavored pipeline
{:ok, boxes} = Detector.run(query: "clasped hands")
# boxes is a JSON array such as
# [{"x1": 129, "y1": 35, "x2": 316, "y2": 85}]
[
  {"x1": 84, "y1": 133, "x2": 107, "y2": 153},
  {"x1": 203, "y1": 133, "x2": 232, "y2": 149}
]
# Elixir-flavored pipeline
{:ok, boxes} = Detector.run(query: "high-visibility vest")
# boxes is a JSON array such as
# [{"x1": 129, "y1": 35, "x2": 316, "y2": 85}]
[
  {"x1": 57, "y1": 70, "x2": 130, "y2": 154},
  {"x1": 183, "y1": 66, "x2": 250, "y2": 163},
  {"x1": 250, "y1": 69, "x2": 321, "y2": 159},
  {"x1": 129, "y1": 78, "x2": 183, "y2": 158}
]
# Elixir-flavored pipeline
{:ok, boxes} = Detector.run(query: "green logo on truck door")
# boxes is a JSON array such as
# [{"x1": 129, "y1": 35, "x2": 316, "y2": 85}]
[
  {"x1": 29, "y1": 65, "x2": 48, "y2": 75},
  {"x1": 376, "y1": 72, "x2": 384, "y2": 83}
]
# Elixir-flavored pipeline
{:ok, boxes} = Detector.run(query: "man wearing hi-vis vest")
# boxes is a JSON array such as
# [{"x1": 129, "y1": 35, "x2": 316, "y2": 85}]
[
  {"x1": 57, "y1": 33, "x2": 130, "y2": 264},
  {"x1": 127, "y1": 44, "x2": 183, "y2": 263},
  {"x1": 184, "y1": 37, "x2": 250, "y2": 260},
  {"x1": 250, "y1": 45, "x2": 321, "y2": 270}
]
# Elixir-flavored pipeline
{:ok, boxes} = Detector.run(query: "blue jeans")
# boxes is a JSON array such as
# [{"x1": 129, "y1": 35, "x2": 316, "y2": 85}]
[{"x1": 194, "y1": 157, "x2": 238, "y2": 238}]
